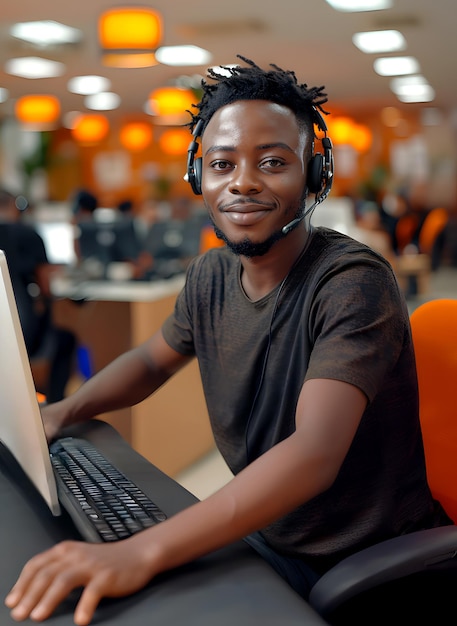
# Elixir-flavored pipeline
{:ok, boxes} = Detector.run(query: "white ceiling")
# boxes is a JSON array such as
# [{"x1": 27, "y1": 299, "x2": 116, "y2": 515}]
[{"x1": 0, "y1": 0, "x2": 456, "y2": 125}]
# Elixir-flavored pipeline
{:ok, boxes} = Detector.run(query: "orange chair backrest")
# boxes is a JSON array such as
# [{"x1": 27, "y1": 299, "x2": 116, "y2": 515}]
[
  {"x1": 410, "y1": 298, "x2": 457, "y2": 522},
  {"x1": 418, "y1": 208, "x2": 449, "y2": 254},
  {"x1": 199, "y1": 224, "x2": 225, "y2": 253},
  {"x1": 395, "y1": 213, "x2": 419, "y2": 253}
]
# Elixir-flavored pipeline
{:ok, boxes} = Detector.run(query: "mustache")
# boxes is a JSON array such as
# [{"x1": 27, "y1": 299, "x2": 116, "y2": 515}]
[{"x1": 219, "y1": 198, "x2": 276, "y2": 211}]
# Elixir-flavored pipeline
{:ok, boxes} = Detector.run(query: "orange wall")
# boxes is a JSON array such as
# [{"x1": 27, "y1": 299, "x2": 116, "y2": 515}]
[{"x1": 47, "y1": 123, "x2": 194, "y2": 209}]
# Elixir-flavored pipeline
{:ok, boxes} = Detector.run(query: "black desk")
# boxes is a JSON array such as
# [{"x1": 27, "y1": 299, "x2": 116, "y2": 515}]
[{"x1": 0, "y1": 420, "x2": 327, "y2": 625}]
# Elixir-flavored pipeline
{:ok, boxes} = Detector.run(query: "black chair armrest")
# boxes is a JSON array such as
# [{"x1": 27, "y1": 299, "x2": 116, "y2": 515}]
[{"x1": 308, "y1": 525, "x2": 457, "y2": 617}]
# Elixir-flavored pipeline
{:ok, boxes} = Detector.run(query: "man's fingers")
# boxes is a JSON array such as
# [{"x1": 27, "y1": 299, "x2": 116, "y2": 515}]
[
  {"x1": 5, "y1": 538, "x2": 155, "y2": 625},
  {"x1": 25, "y1": 575, "x2": 82, "y2": 623},
  {"x1": 73, "y1": 578, "x2": 108, "y2": 626},
  {"x1": 5, "y1": 543, "x2": 86, "y2": 622},
  {"x1": 7, "y1": 563, "x2": 65, "y2": 621},
  {"x1": 5, "y1": 550, "x2": 59, "y2": 611}
]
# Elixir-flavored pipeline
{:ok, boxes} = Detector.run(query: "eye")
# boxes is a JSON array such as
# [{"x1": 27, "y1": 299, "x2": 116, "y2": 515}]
[
  {"x1": 260, "y1": 157, "x2": 285, "y2": 169},
  {"x1": 210, "y1": 159, "x2": 232, "y2": 171}
]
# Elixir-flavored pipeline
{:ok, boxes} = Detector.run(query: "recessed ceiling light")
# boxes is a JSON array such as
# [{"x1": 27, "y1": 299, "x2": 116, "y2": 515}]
[
  {"x1": 155, "y1": 46, "x2": 212, "y2": 66},
  {"x1": 4, "y1": 57, "x2": 66, "y2": 79},
  {"x1": 374, "y1": 56, "x2": 420, "y2": 76},
  {"x1": 209, "y1": 64, "x2": 240, "y2": 77},
  {"x1": 84, "y1": 92, "x2": 121, "y2": 111},
  {"x1": 353, "y1": 30, "x2": 406, "y2": 54},
  {"x1": 396, "y1": 85, "x2": 435, "y2": 103},
  {"x1": 390, "y1": 75, "x2": 429, "y2": 93},
  {"x1": 0, "y1": 88, "x2": 9, "y2": 103},
  {"x1": 390, "y1": 76, "x2": 435, "y2": 103},
  {"x1": 10, "y1": 21, "x2": 81, "y2": 46},
  {"x1": 67, "y1": 75, "x2": 111, "y2": 95},
  {"x1": 325, "y1": 0, "x2": 392, "y2": 11}
]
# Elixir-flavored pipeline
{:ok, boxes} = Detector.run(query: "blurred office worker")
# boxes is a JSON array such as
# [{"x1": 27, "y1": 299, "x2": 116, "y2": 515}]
[{"x1": 0, "y1": 189, "x2": 76, "y2": 402}]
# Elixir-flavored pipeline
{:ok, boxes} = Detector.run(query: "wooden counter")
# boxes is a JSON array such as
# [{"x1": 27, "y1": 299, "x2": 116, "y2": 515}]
[{"x1": 52, "y1": 276, "x2": 215, "y2": 476}]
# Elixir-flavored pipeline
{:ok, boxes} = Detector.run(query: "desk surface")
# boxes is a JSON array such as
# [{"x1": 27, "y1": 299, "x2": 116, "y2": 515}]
[
  {"x1": 0, "y1": 420, "x2": 327, "y2": 626},
  {"x1": 51, "y1": 274, "x2": 185, "y2": 302}
]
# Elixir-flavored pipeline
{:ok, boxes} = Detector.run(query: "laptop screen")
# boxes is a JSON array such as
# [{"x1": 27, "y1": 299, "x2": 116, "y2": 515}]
[{"x1": 0, "y1": 249, "x2": 61, "y2": 515}]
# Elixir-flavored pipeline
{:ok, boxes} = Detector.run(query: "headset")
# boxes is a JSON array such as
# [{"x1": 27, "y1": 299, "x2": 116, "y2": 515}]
[
  {"x1": 186, "y1": 108, "x2": 334, "y2": 201},
  {"x1": 186, "y1": 119, "x2": 204, "y2": 196}
]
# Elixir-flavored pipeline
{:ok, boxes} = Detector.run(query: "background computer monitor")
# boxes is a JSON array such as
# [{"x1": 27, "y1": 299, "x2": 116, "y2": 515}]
[{"x1": 77, "y1": 220, "x2": 139, "y2": 265}]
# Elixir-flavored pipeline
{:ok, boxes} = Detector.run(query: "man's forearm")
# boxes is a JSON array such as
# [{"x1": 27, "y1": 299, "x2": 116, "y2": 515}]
[
  {"x1": 140, "y1": 430, "x2": 334, "y2": 576},
  {"x1": 59, "y1": 345, "x2": 166, "y2": 425}
]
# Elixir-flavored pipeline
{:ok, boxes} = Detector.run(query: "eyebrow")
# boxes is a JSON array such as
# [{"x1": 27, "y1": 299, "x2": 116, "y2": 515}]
[{"x1": 204, "y1": 142, "x2": 295, "y2": 157}]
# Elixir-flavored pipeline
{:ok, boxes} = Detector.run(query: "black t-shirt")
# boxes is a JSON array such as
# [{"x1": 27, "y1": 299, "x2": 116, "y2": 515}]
[{"x1": 162, "y1": 227, "x2": 451, "y2": 571}]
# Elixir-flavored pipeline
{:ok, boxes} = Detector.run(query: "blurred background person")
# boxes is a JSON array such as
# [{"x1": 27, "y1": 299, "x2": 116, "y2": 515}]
[
  {"x1": 0, "y1": 188, "x2": 76, "y2": 402},
  {"x1": 69, "y1": 188, "x2": 99, "y2": 268}
]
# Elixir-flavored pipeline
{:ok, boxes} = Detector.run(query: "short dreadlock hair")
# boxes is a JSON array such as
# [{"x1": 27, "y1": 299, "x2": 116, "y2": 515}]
[{"x1": 188, "y1": 55, "x2": 329, "y2": 153}]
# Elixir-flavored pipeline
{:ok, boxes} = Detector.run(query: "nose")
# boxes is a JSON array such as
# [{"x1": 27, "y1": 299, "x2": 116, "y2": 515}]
[{"x1": 229, "y1": 163, "x2": 262, "y2": 195}]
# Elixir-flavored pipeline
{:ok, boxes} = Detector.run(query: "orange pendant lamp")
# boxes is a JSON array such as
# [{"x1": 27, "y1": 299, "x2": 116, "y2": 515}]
[
  {"x1": 148, "y1": 87, "x2": 195, "y2": 125},
  {"x1": 158, "y1": 128, "x2": 190, "y2": 155},
  {"x1": 325, "y1": 116, "x2": 373, "y2": 153},
  {"x1": 71, "y1": 114, "x2": 110, "y2": 145},
  {"x1": 15, "y1": 94, "x2": 60, "y2": 129},
  {"x1": 327, "y1": 116, "x2": 354, "y2": 146},
  {"x1": 98, "y1": 7, "x2": 162, "y2": 68},
  {"x1": 351, "y1": 124, "x2": 373, "y2": 152},
  {"x1": 119, "y1": 121, "x2": 153, "y2": 151}
]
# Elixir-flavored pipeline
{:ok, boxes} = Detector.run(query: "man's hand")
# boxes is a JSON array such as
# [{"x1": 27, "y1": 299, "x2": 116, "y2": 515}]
[
  {"x1": 5, "y1": 535, "x2": 158, "y2": 625},
  {"x1": 39, "y1": 401, "x2": 70, "y2": 442}
]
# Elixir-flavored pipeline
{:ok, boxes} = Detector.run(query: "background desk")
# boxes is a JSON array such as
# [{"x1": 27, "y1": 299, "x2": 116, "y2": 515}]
[
  {"x1": 0, "y1": 420, "x2": 327, "y2": 626},
  {"x1": 51, "y1": 277, "x2": 215, "y2": 476}
]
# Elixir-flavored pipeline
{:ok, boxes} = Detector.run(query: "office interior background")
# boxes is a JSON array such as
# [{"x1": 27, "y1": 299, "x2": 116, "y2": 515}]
[{"x1": 1, "y1": 0, "x2": 457, "y2": 493}]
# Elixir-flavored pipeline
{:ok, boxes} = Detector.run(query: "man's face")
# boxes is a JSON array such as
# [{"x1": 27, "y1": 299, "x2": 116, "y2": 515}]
[{"x1": 201, "y1": 100, "x2": 310, "y2": 257}]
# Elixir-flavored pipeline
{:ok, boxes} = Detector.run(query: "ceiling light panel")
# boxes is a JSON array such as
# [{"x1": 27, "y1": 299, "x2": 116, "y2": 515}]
[
  {"x1": 10, "y1": 21, "x2": 82, "y2": 46},
  {"x1": 325, "y1": 0, "x2": 392, "y2": 11},
  {"x1": 396, "y1": 85, "x2": 435, "y2": 103},
  {"x1": 5, "y1": 57, "x2": 66, "y2": 79},
  {"x1": 390, "y1": 75, "x2": 429, "y2": 93},
  {"x1": 84, "y1": 92, "x2": 121, "y2": 111},
  {"x1": 67, "y1": 76, "x2": 111, "y2": 95},
  {"x1": 353, "y1": 30, "x2": 406, "y2": 53},
  {"x1": 390, "y1": 76, "x2": 435, "y2": 102},
  {"x1": 209, "y1": 64, "x2": 240, "y2": 77},
  {"x1": 374, "y1": 56, "x2": 420, "y2": 76},
  {"x1": 155, "y1": 45, "x2": 212, "y2": 66}
]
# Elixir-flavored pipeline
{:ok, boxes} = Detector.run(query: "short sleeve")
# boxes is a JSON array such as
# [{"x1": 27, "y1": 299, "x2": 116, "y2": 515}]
[{"x1": 305, "y1": 256, "x2": 408, "y2": 402}]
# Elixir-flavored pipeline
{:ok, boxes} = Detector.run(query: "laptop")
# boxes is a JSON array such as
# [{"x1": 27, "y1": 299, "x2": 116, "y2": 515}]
[{"x1": 0, "y1": 249, "x2": 166, "y2": 541}]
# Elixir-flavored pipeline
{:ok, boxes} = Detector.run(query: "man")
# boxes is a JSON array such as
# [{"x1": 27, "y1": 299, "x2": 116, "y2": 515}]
[
  {"x1": 6, "y1": 57, "x2": 451, "y2": 625},
  {"x1": 0, "y1": 189, "x2": 76, "y2": 402}
]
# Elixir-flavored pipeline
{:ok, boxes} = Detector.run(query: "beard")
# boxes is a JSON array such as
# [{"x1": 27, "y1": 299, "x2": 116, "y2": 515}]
[
  {"x1": 205, "y1": 191, "x2": 308, "y2": 258},
  {"x1": 211, "y1": 221, "x2": 284, "y2": 257}
]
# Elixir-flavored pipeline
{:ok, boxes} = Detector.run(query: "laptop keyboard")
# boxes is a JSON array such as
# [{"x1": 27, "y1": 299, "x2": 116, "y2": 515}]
[{"x1": 49, "y1": 437, "x2": 167, "y2": 542}]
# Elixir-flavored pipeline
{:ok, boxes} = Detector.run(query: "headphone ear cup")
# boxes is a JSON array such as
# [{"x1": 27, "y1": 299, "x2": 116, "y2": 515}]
[
  {"x1": 194, "y1": 157, "x2": 202, "y2": 195},
  {"x1": 187, "y1": 155, "x2": 202, "y2": 195},
  {"x1": 186, "y1": 121, "x2": 203, "y2": 196},
  {"x1": 307, "y1": 154, "x2": 324, "y2": 194}
]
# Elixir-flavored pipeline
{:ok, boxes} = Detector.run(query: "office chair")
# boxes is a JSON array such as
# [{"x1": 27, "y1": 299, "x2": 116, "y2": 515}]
[
  {"x1": 308, "y1": 298, "x2": 457, "y2": 624},
  {"x1": 394, "y1": 212, "x2": 419, "y2": 253},
  {"x1": 417, "y1": 208, "x2": 449, "y2": 253},
  {"x1": 395, "y1": 208, "x2": 449, "y2": 294},
  {"x1": 410, "y1": 298, "x2": 457, "y2": 521},
  {"x1": 417, "y1": 207, "x2": 449, "y2": 270}
]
